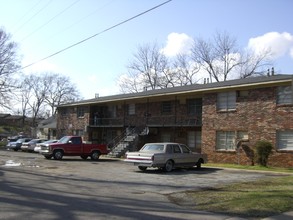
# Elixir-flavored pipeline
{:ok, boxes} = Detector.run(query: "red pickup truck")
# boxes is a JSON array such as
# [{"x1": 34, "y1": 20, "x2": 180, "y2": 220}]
[{"x1": 39, "y1": 136, "x2": 109, "y2": 160}]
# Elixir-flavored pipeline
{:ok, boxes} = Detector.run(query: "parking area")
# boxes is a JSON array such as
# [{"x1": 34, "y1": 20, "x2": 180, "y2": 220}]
[{"x1": 0, "y1": 149, "x2": 286, "y2": 219}]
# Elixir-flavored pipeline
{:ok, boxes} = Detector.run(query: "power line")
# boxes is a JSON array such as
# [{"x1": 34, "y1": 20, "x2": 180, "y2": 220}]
[
  {"x1": 20, "y1": 0, "x2": 81, "y2": 42},
  {"x1": 11, "y1": 0, "x2": 42, "y2": 31},
  {"x1": 21, "y1": 0, "x2": 172, "y2": 70},
  {"x1": 38, "y1": 0, "x2": 117, "y2": 47},
  {"x1": 13, "y1": 0, "x2": 53, "y2": 35}
]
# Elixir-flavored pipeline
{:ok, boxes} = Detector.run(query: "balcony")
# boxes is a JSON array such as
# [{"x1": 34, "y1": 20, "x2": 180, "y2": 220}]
[{"x1": 88, "y1": 115, "x2": 202, "y2": 127}]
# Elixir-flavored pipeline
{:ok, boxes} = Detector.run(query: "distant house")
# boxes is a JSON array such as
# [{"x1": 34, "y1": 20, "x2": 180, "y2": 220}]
[
  {"x1": 0, "y1": 113, "x2": 45, "y2": 138},
  {"x1": 56, "y1": 74, "x2": 293, "y2": 168},
  {"x1": 37, "y1": 115, "x2": 57, "y2": 140}
]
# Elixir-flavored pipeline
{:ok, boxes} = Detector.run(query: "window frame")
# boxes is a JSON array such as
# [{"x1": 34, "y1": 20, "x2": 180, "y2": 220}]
[
  {"x1": 217, "y1": 91, "x2": 236, "y2": 111},
  {"x1": 128, "y1": 103, "x2": 135, "y2": 115},
  {"x1": 77, "y1": 107, "x2": 85, "y2": 118},
  {"x1": 187, "y1": 98, "x2": 202, "y2": 115},
  {"x1": 216, "y1": 131, "x2": 248, "y2": 151},
  {"x1": 161, "y1": 101, "x2": 172, "y2": 114},
  {"x1": 277, "y1": 86, "x2": 293, "y2": 105},
  {"x1": 276, "y1": 130, "x2": 293, "y2": 151}
]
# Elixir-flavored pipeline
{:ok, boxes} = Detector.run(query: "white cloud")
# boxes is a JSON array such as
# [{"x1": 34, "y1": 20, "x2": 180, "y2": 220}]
[
  {"x1": 161, "y1": 33, "x2": 194, "y2": 57},
  {"x1": 248, "y1": 32, "x2": 293, "y2": 59}
]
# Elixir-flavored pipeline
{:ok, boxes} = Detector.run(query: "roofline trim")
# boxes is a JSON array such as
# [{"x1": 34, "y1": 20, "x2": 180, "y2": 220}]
[{"x1": 59, "y1": 77, "x2": 293, "y2": 107}]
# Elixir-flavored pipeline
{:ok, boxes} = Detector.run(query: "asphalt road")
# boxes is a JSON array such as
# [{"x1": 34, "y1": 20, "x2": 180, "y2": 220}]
[{"x1": 0, "y1": 149, "x2": 285, "y2": 220}]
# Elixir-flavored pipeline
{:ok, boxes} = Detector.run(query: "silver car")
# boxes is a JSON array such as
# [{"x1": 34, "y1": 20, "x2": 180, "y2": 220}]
[
  {"x1": 125, "y1": 142, "x2": 207, "y2": 172},
  {"x1": 34, "y1": 139, "x2": 58, "y2": 153},
  {"x1": 21, "y1": 139, "x2": 47, "y2": 152}
]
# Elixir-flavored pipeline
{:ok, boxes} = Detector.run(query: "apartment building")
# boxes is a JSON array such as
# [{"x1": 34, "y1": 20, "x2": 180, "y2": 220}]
[{"x1": 56, "y1": 74, "x2": 293, "y2": 167}]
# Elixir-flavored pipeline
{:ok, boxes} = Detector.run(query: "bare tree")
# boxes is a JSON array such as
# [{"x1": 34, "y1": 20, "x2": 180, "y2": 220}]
[
  {"x1": 0, "y1": 28, "x2": 21, "y2": 109},
  {"x1": 191, "y1": 31, "x2": 272, "y2": 82},
  {"x1": 43, "y1": 73, "x2": 80, "y2": 115},
  {"x1": 237, "y1": 48, "x2": 272, "y2": 78},
  {"x1": 17, "y1": 73, "x2": 80, "y2": 119},
  {"x1": 21, "y1": 74, "x2": 48, "y2": 126},
  {"x1": 120, "y1": 43, "x2": 169, "y2": 93},
  {"x1": 172, "y1": 53, "x2": 200, "y2": 86}
]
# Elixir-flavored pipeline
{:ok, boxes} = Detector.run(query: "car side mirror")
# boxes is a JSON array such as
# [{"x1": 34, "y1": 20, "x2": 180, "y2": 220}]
[{"x1": 68, "y1": 140, "x2": 72, "y2": 144}]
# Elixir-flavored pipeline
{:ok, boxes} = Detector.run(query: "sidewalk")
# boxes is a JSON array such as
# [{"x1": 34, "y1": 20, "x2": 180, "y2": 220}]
[{"x1": 261, "y1": 211, "x2": 293, "y2": 220}]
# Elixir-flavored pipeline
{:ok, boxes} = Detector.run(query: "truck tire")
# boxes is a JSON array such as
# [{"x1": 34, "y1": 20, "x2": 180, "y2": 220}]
[
  {"x1": 53, "y1": 150, "x2": 63, "y2": 160},
  {"x1": 90, "y1": 151, "x2": 100, "y2": 160},
  {"x1": 164, "y1": 160, "x2": 174, "y2": 172}
]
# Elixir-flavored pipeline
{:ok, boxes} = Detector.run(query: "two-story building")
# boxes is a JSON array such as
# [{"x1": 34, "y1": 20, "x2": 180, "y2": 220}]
[{"x1": 56, "y1": 74, "x2": 293, "y2": 168}]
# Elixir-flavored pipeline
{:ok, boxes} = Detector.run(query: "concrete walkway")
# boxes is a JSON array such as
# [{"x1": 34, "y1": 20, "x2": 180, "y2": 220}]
[{"x1": 261, "y1": 211, "x2": 293, "y2": 220}]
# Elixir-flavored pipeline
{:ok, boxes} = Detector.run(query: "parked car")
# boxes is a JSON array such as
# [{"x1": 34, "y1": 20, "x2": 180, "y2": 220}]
[
  {"x1": 6, "y1": 136, "x2": 21, "y2": 149},
  {"x1": 39, "y1": 136, "x2": 109, "y2": 160},
  {"x1": 8, "y1": 138, "x2": 32, "y2": 151},
  {"x1": 21, "y1": 139, "x2": 47, "y2": 152},
  {"x1": 124, "y1": 142, "x2": 207, "y2": 172},
  {"x1": 34, "y1": 139, "x2": 58, "y2": 153}
]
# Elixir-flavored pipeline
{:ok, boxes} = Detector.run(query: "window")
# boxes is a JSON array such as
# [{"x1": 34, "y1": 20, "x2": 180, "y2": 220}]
[
  {"x1": 216, "y1": 131, "x2": 248, "y2": 150},
  {"x1": 166, "y1": 144, "x2": 181, "y2": 153},
  {"x1": 60, "y1": 108, "x2": 68, "y2": 116},
  {"x1": 161, "y1": 132, "x2": 171, "y2": 142},
  {"x1": 187, "y1": 99, "x2": 202, "y2": 115},
  {"x1": 75, "y1": 129, "x2": 84, "y2": 136},
  {"x1": 77, "y1": 107, "x2": 85, "y2": 118},
  {"x1": 216, "y1": 131, "x2": 235, "y2": 150},
  {"x1": 128, "y1": 104, "x2": 135, "y2": 115},
  {"x1": 180, "y1": 144, "x2": 190, "y2": 153},
  {"x1": 277, "y1": 86, "x2": 292, "y2": 105},
  {"x1": 277, "y1": 130, "x2": 293, "y2": 151},
  {"x1": 161, "y1": 101, "x2": 172, "y2": 114},
  {"x1": 173, "y1": 145, "x2": 181, "y2": 153},
  {"x1": 217, "y1": 91, "x2": 236, "y2": 111},
  {"x1": 109, "y1": 105, "x2": 117, "y2": 117},
  {"x1": 70, "y1": 136, "x2": 82, "y2": 144}
]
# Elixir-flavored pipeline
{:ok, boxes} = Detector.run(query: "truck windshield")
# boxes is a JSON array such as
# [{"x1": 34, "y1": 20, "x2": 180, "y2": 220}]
[{"x1": 58, "y1": 136, "x2": 71, "y2": 144}]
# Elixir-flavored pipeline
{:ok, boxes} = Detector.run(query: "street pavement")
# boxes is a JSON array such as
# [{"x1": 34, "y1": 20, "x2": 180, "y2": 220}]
[{"x1": 0, "y1": 149, "x2": 292, "y2": 220}]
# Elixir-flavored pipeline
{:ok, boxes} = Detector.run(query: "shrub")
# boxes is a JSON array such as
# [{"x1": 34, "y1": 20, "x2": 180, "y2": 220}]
[{"x1": 254, "y1": 140, "x2": 273, "y2": 167}]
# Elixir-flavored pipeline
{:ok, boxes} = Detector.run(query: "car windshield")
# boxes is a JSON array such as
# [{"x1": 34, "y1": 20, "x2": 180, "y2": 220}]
[
  {"x1": 141, "y1": 144, "x2": 164, "y2": 152},
  {"x1": 16, "y1": 138, "x2": 25, "y2": 143}
]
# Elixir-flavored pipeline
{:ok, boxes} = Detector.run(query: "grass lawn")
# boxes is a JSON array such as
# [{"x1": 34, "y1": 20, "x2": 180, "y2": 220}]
[{"x1": 168, "y1": 165, "x2": 293, "y2": 219}]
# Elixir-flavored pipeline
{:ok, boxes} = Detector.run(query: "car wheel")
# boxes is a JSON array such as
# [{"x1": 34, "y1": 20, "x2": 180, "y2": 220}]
[
  {"x1": 81, "y1": 155, "x2": 88, "y2": 160},
  {"x1": 90, "y1": 151, "x2": 100, "y2": 160},
  {"x1": 138, "y1": 166, "x2": 147, "y2": 171},
  {"x1": 196, "y1": 161, "x2": 202, "y2": 169},
  {"x1": 44, "y1": 155, "x2": 52, "y2": 159},
  {"x1": 164, "y1": 160, "x2": 174, "y2": 172},
  {"x1": 53, "y1": 150, "x2": 63, "y2": 160}
]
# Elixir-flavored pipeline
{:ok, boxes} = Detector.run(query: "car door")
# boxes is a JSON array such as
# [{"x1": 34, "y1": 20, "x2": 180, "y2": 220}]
[
  {"x1": 65, "y1": 137, "x2": 82, "y2": 155},
  {"x1": 179, "y1": 144, "x2": 196, "y2": 165},
  {"x1": 168, "y1": 144, "x2": 183, "y2": 164}
]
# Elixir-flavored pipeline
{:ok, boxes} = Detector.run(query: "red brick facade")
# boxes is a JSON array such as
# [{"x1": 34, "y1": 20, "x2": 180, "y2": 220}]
[
  {"x1": 56, "y1": 75, "x2": 293, "y2": 168},
  {"x1": 202, "y1": 87, "x2": 293, "y2": 168}
]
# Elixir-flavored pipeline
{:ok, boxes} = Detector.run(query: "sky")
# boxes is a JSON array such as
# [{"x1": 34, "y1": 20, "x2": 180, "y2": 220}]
[{"x1": 0, "y1": 0, "x2": 293, "y2": 100}]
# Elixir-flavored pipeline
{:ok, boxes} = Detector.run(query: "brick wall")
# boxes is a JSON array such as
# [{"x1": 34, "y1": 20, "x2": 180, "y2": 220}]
[{"x1": 202, "y1": 87, "x2": 293, "y2": 168}]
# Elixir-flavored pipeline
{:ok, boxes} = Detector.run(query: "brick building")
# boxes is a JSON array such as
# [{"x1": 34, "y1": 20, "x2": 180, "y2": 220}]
[{"x1": 56, "y1": 74, "x2": 293, "y2": 168}]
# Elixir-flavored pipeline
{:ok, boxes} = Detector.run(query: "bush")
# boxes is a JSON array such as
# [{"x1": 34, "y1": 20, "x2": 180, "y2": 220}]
[{"x1": 254, "y1": 140, "x2": 273, "y2": 167}]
